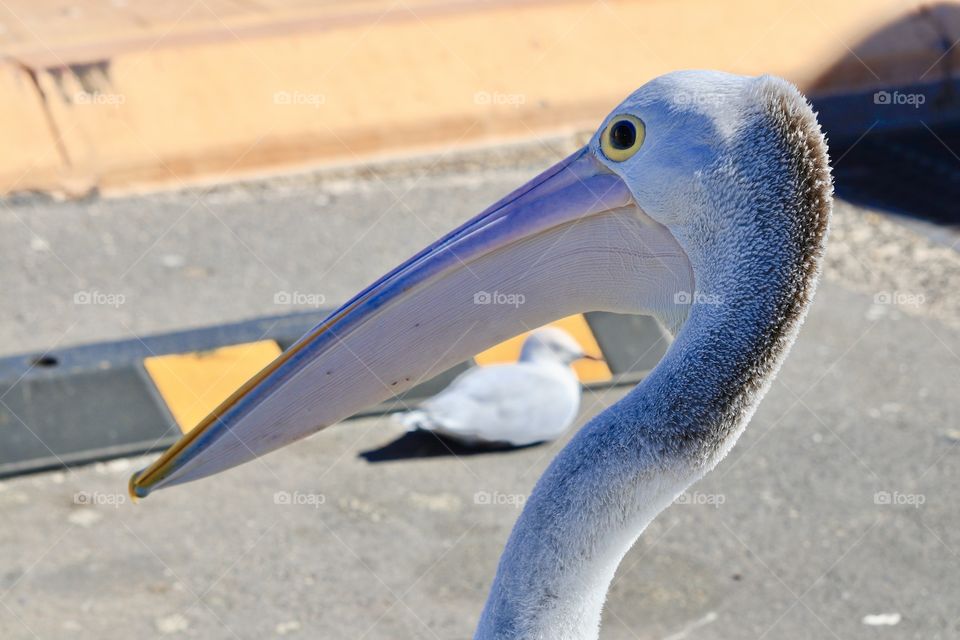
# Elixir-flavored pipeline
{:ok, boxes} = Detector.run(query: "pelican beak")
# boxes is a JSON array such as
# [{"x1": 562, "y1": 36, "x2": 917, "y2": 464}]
[
  {"x1": 580, "y1": 354, "x2": 603, "y2": 362},
  {"x1": 130, "y1": 147, "x2": 692, "y2": 498}
]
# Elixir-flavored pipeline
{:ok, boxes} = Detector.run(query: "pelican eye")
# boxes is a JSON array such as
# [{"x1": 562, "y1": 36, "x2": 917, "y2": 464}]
[{"x1": 600, "y1": 115, "x2": 645, "y2": 162}]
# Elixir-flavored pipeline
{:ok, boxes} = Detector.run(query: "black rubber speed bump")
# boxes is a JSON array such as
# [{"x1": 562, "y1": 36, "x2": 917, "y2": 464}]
[{"x1": 0, "y1": 310, "x2": 667, "y2": 477}]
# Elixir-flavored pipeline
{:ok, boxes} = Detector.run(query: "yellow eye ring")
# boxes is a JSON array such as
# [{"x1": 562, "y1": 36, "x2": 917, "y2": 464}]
[{"x1": 600, "y1": 114, "x2": 645, "y2": 162}]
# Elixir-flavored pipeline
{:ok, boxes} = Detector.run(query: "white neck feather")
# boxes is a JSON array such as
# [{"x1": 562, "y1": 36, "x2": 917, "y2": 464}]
[
  {"x1": 476, "y1": 198, "x2": 825, "y2": 640},
  {"x1": 474, "y1": 300, "x2": 766, "y2": 639}
]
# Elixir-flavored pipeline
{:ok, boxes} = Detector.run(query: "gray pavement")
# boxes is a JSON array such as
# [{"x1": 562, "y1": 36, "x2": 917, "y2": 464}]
[{"x1": 0, "y1": 139, "x2": 959, "y2": 639}]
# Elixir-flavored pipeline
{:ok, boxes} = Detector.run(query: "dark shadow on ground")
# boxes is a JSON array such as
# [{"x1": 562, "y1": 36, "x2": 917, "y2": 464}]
[
  {"x1": 359, "y1": 429, "x2": 542, "y2": 462},
  {"x1": 826, "y1": 116, "x2": 960, "y2": 231},
  {"x1": 807, "y1": 2, "x2": 960, "y2": 237}
]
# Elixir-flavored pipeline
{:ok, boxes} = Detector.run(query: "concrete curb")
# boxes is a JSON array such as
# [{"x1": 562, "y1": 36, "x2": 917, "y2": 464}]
[
  {"x1": 0, "y1": 310, "x2": 666, "y2": 477},
  {"x1": 0, "y1": 0, "x2": 955, "y2": 197}
]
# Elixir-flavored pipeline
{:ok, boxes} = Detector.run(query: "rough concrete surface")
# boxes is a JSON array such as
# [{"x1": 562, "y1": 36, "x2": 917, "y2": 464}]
[{"x1": 0, "y1": 141, "x2": 958, "y2": 639}]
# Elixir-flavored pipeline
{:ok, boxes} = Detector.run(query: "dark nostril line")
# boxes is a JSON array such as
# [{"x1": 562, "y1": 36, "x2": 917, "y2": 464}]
[{"x1": 30, "y1": 354, "x2": 58, "y2": 367}]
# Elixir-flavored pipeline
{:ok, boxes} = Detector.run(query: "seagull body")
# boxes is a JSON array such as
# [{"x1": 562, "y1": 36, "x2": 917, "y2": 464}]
[
  {"x1": 131, "y1": 71, "x2": 832, "y2": 640},
  {"x1": 398, "y1": 328, "x2": 587, "y2": 446}
]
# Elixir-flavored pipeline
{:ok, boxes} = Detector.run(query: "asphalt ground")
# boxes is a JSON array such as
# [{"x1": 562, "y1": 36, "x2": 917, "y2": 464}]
[{"x1": 0, "y1": 138, "x2": 959, "y2": 639}]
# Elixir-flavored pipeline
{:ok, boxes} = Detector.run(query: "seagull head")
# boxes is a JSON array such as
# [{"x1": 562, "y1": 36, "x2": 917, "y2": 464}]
[
  {"x1": 518, "y1": 327, "x2": 600, "y2": 366},
  {"x1": 130, "y1": 70, "x2": 831, "y2": 498}
]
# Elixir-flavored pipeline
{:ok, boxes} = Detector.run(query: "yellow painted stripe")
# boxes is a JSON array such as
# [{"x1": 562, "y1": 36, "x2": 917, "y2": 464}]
[
  {"x1": 143, "y1": 340, "x2": 283, "y2": 433},
  {"x1": 474, "y1": 314, "x2": 611, "y2": 383}
]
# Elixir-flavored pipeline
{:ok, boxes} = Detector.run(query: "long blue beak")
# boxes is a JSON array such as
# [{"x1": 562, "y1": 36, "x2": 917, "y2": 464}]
[{"x1": 130, "y1": 147, "x2": 689, "y2": 498}]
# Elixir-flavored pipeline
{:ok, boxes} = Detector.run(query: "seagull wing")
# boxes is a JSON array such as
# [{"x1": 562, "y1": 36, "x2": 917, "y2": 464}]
[{"x1": 403, "y1": 363, "x2": 581, "y2": 446}]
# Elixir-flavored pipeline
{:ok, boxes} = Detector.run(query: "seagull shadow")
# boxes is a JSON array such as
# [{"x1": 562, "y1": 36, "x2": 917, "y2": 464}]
[{"x1": 359, "y1": 429, "x2": 542, "y2": 463}]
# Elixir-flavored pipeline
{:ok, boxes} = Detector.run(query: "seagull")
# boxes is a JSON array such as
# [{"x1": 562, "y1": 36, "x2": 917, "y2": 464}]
[
  {"x1": 397, "y1": 327, "x2": 598, "y2": 446},
  {"x1": 130, "y1": 70, "x2": 832, "y2": 639}
]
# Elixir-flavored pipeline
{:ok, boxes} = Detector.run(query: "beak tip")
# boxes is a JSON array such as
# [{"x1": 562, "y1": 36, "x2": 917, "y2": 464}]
[{"x1": 128, "y1": 472, "x2": 149, "y2": 502}]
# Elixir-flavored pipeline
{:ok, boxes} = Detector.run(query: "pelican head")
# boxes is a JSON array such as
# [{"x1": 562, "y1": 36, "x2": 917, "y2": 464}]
[{"x1": 129, "y1": 70, "x2": 831, "y2": 639}]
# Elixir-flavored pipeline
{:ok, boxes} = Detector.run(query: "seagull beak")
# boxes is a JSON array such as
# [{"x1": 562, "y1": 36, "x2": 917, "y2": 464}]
[{"x1": 130, "y1": 146, "x2": 692, "y2": 498}]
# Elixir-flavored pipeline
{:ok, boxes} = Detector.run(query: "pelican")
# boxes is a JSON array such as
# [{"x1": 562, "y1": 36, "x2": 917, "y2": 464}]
[
  {"x1": 130, "y1": 70, "x2": 832, "y2": 639},
  {"x1": 397, "y1": 327, "x2": 597, "y2": 446}
]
